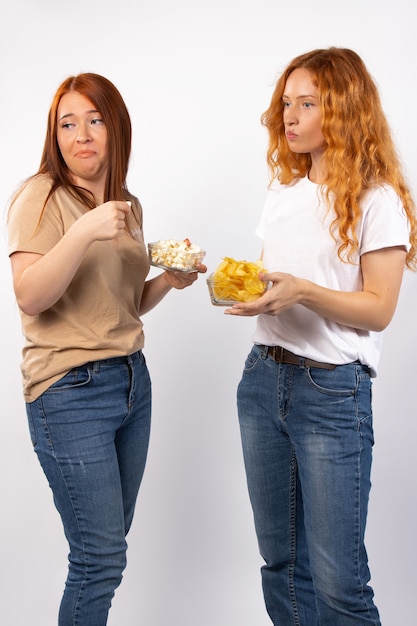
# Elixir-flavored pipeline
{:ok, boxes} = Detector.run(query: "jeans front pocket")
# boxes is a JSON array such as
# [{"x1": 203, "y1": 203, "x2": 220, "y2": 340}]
[
  {"x1": 45, "y1": 365, "x2": 92, "y2": 393},
  {"x1": 242, "y1": 344, "x2": 265, "y2": 373},
  {"x1": 306, "y1": 365, "x2": 356, "y2": 397},
  {"x1": 305, "y1": 362, "x2": 372, "y2": 426}
]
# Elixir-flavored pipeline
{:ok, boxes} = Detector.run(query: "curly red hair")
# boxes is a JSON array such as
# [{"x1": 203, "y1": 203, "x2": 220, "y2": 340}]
[{"x1": 261, "y1": 47, "x2": 417, "y2": 270}]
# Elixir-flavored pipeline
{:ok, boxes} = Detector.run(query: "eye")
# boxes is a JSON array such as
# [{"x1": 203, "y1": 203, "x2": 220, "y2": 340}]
[
  {"x1": 90, "y1": 117, "x2": 104, "y2": 126},
  {"x1": 61, "y1": 122, "x2": 74, "y2": 129}
]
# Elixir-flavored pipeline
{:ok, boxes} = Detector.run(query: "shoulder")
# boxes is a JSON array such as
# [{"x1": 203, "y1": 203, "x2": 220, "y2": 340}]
[
  {"x1": 264, "y1": 177, "x2": 321, "y2": 211},
  {"x1": 361, "y1": 183, "x2": 401, "y2": 205},
  {"x1": 8, "y1": 174, "x2": 54, "y2": 219},
  {"x1": 360, "y1": 184, "x2": 405, "y2": 220},
  {"x1": 359, "y1": 184, "x2": 409, "y2": 253},
  {"x1": 16, "y1": 173, "x2": 54, "y2": 199},
  {"x1": 267, "y1": 176, "x2": 318, "y2": 198},
  {"x1": 268, "y1": 176, "x2": 304, "y2": 191}
]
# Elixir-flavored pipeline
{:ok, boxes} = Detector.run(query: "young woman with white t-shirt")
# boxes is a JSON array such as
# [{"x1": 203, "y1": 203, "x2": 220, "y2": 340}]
[{"x1": 226, "y1": 48, "x2": 417, "y2": 625}]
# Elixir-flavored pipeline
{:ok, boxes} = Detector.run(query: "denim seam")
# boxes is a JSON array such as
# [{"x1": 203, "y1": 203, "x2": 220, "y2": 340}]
[
  {"x1": 354, "y1": 379, "x2": 375, "y2": 623},
  {"x1": 354, "y1": 439, "x2": 374, "y2": 622},
  {"x1": 38, "y1": 395, "x2": 93, "y2": 626},
  {"x1": 289, "y1": 450, "x2": 301, "y2": 626}
]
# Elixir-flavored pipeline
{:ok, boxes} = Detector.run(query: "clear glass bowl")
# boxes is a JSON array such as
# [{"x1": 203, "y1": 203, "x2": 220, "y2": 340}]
[
  {"x1": 207, "y1": 272, "x2": 267, "y2": 306},
  {"x1": 148, "y1": 241, "x2": 206, "y2": 272},
  {"x1": 206, "y1": 274, "x2": 238, "y2": 305}
]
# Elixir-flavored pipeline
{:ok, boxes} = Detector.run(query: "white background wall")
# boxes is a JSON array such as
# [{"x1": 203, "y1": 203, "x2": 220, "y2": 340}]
[{"x1": 1, "y1": 1, "x2": 416, "y2": 624}]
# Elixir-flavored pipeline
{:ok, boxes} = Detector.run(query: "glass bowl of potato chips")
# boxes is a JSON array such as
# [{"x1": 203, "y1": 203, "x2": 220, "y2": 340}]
[{"x1": 207, "y1": 257, "x2": 267, "y2": 306}]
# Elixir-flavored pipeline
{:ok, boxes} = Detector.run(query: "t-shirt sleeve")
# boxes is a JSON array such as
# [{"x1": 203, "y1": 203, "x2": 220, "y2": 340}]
[
  {"x1": 359, "y1": 185, "x2": 410, "y2": 255},
  {"x1": 8, "y1": 176, "x2": 64, "y2": 256}
]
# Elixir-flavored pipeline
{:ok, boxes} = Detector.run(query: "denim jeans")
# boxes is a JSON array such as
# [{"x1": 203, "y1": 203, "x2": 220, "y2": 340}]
[
  {"x1": 237, "y1": 344, "x2": 381, "y2": 626},
  {"x1": 26, "y1": 351, "x2": 151, "y2": 626}
]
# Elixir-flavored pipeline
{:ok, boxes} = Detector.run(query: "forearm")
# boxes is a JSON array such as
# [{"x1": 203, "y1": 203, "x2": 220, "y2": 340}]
[
  {"x1": 12, "y1": 223, "x2": 92, "y2": 316},
  {"x1": 226, "y1": 248, "x2": 405, "y2": 330},
  {"x1": 139, "y1": 272, "x2": 172, "y2": 315},
  {"x1": 299, "y1": 248, "x2": 405, "y2": 332},
  {"x1": 298, "y1": 279, "x2": 396, "y2": 332}
]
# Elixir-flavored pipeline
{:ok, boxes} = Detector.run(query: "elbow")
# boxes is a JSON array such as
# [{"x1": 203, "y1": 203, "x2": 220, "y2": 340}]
[
  {"x1": 369, "y1": 321, "x2": 389, "y2": 333},
  {"x1": 15, "y1": 292, "x2": 46, "y2": 317},
  {"x1": 368, "y1": 310, "x2": 395, "y2": 333},
  {"x1": 17, "y1": 300, "x2": 42, "y2": 317},
  {"x1": 13, "y1": 280, "x2": 58, "y2": 316}
]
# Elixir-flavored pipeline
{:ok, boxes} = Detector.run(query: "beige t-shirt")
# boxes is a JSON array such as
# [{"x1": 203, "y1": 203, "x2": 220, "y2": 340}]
[{"x1": 8, "y1": 174, "x2": 150, "y2": 402}]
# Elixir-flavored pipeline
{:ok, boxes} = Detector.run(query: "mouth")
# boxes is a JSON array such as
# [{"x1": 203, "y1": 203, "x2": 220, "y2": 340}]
[
  {"x1": 286, "y1": 131, "x2": 298, "y2": 140},
  {"x1": 75, "y1": 150, "x2": 96, "y2": 158}
]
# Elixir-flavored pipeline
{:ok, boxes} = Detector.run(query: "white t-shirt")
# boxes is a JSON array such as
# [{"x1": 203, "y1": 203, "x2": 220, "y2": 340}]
[{"x1": 253, "y1": 176, "x2": 410, "y2": 377}]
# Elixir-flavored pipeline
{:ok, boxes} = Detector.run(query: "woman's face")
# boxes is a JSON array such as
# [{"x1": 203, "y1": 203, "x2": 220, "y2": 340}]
[
  {"x1": 282, "y1": 68, "x2": 325, "y2": 158},
  {"x1": 57, "y1": 91, "x2": 108, "y2": 191}
]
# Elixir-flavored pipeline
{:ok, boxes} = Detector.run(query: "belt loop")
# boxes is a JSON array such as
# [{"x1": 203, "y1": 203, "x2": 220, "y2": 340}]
[
  {"x1": 92, "y1": 361, "x2": 100, "y2": 373},
  {"x1": 260, "y1": 344, "x2": 268, "y2": 359}
]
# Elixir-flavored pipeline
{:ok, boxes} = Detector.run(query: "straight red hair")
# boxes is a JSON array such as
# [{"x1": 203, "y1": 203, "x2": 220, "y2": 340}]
[{"x1": 38, "y1": 72, "x2": 132, "y2": 209}]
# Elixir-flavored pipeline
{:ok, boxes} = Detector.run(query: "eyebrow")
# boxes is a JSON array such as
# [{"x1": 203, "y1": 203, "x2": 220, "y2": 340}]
[
  {"x1": 59, "y1": 109, "x2": 100, "y2": 121},
  {"x1": 282, "y1": 94, "x2": 317, "y2": 99}
]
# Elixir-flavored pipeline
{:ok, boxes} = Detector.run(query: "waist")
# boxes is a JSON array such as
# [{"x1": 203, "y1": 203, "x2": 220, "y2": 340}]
[
  {"x1": 89, "y1": 350, "x2": 142, "y2": 371},
  {"x1": 260, "y1": 344, "x2": 336, "y2": 370}
]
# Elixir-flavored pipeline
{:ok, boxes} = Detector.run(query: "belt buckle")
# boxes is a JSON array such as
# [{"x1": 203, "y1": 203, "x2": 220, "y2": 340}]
[{"x1": 272, "y1": 346, "x2": 285, "y2": 362}]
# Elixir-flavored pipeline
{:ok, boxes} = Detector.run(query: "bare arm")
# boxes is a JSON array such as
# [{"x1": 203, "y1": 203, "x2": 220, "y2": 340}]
[
  {"x1": 10, "y1": 201, "x2": 131, "y2": 316},
  {"x1": 139, "y1": 264, "x2": 207, "y2": 316},
  {"x1": 225, "y1": 246, "x2": 406, "y2": 332}
]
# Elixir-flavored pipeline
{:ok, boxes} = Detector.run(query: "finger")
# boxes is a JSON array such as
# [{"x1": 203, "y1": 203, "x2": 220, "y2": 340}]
[
  {"x1": 117, "y1": 202, "x2": 131, "y2": 216},
  {"x1": 116, "y1": 208, "x2": 128, "y2": 224},
  {"x1": 259, "y1": 271, "x2": 273, "y2": 282}
]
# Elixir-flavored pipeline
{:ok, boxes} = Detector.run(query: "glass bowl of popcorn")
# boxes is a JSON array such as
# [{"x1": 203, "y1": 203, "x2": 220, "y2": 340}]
[{"x1": 148, "y1": 239, "x2": 206, "y2": 272}]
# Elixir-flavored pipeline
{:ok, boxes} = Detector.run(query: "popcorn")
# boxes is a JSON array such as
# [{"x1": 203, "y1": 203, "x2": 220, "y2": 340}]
[{"x1": 148, "y1": 238, "x2": 206, "y2": 271}]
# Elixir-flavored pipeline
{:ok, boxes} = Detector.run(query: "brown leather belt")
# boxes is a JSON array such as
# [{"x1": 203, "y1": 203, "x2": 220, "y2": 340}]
[{"x1": 264, "y1": 345, "x2": 336, "y2": 370}]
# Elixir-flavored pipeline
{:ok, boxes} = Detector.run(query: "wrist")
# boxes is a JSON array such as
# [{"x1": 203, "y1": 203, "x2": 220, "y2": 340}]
[
  {"x1": 297, "y1": 277, "x2": 312, "y2": 306},
  {"x1": 161, "y1": 271, "x2": 174, "y2": 290}
]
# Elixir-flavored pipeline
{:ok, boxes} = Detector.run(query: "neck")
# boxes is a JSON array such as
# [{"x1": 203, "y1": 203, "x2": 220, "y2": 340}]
[
  {"x1": 71, "y1": 176, "x2": 105, "y2": 206},
  {"x1": 308, "y1": 154, "x2": 326, "y2": 184}
]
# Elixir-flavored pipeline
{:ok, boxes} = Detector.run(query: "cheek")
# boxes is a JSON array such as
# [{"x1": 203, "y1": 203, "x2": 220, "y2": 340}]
[
  {"x1": 56, "y1": 137, "x2": 73, "y2": 168},
  {"x1": 56, "y1": 133, "x2": 69, "y2": 156},
  {"x1": 315, "y1": 128, "x2": 325, "y2": 143},
  {"x1": 310, "y1": 120, "x2": 324, "y2": 144},
  {"x1": 101, "y1": 133, "x2": 108, "y2": 154}
]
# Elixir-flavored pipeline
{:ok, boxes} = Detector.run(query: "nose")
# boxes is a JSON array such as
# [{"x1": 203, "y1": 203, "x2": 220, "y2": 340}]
[
  {"x1": 76, "y1": 122, "x2": 92, "y2": 143},
  {"x1": 283, "y1": 105, "x2": 298, "y2": 127}
]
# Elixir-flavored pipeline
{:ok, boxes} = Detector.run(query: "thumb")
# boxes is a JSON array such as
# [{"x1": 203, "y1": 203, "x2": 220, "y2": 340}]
[{"x1": 260, "y1": 271, "x2": 281, "y2": 284}]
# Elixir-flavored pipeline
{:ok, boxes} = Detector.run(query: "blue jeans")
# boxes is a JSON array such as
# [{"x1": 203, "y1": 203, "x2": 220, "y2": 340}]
[
  {"x1": 237, "y1": 344, "x2": 381, "y2": 626},
  {"x1": 26, "y1": 351, "x2": 152, "y2": 626}
]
